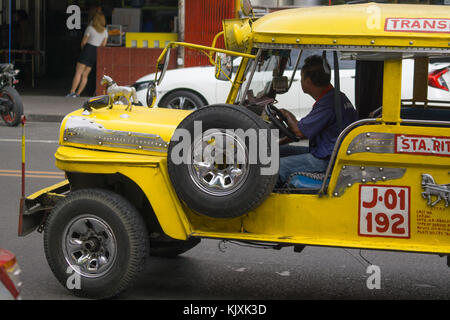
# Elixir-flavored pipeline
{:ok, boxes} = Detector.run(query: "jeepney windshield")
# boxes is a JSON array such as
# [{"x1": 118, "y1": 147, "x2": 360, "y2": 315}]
[
  {"x1": 237, "y1": 52, "x2": 283, "y2": 102},
  {"x1": 236, "y1": 49, "x2": 356, "y2": 106}
]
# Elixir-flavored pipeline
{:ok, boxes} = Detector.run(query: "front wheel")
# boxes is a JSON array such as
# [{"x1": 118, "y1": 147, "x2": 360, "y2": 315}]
[
  {"x1": 43, "y1": 189, "x2": 149, "y2": 299},
  {"x1": 0, "y1": 86, "x2": 23, "y2": 127}
]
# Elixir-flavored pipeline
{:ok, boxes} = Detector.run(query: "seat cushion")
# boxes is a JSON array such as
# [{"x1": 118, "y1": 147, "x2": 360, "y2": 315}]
[{"x1": 285, "y1": 172, "x2": 329, "y2": 189}]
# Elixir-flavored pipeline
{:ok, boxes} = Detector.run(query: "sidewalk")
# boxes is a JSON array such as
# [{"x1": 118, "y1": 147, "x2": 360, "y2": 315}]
[{"x1": 22, "y1": 95, "x2": 89, "y2": 122}]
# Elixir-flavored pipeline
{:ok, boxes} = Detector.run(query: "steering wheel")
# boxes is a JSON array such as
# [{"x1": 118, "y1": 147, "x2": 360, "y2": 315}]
[{"x1": 264, "y1": 104, "x2": 300, "y2": 142}]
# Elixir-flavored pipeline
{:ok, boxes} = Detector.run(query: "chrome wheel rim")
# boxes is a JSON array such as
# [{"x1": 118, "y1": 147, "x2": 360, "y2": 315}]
[
  {"x1": 166, "y1": 96, "x2": 198, "y2": 110},
  {"x1": 63, "y1": 215, "x2": 117, "y2": 278},
  {"x1": 187, "y1": 130, "x2": 249, "y2": 196}
]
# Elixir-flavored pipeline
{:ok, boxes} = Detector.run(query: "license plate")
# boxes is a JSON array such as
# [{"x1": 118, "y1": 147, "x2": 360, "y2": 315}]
[{"x1": 359, "y1": 185, "x2": 410, "y2": 238}]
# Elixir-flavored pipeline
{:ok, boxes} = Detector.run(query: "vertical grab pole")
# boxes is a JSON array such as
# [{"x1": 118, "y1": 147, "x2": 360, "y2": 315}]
[{"x1": 18, "y1": 115, "x2": 26, "y2": 236}]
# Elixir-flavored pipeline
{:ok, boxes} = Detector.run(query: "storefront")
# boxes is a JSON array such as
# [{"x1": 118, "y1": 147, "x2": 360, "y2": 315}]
[
  {"x1": 49, "y1": 0, "x2": 181, "y2": 96},
  {"x1": 95, "y1": 0, "x2": 236, "y2": 95},
  {"x1": 0, "y1": 0, "x2": 237, "y2": 95}
]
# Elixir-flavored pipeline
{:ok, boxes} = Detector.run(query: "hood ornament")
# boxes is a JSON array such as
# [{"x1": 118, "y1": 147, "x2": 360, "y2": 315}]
[{"x1": 100, "y1": 75, "x2": 138, "y2": 111}]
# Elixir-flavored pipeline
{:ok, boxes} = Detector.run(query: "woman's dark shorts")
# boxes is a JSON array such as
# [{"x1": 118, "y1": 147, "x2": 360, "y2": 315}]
[{"x1": 77, "y1": 43, "x2": 97, "y2": 68}]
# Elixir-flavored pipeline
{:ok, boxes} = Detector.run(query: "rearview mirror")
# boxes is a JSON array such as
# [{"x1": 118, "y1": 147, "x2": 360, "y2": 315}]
[
  {"x1": 272, "y1": 76, "x2": 289, "y2": 94},
  {"x1": 214, "y1": 53, "x2": 233, "y2": 81},
  {"x1": 156, "y1": 48, "x2": 171, "y2": 85}
]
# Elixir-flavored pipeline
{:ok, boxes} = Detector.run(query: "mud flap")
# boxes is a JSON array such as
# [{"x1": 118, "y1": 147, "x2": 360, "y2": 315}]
[{"x1": 19, "y1": 180, "x2": 70, "y2": 237}]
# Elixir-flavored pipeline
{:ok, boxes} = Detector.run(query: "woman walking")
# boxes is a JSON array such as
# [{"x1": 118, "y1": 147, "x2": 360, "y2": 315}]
[{"x1": 67, "y1": 12, "x2": 108, "y2": 97}]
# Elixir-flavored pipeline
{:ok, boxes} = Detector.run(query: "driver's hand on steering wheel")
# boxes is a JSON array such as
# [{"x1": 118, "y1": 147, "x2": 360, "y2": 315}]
[
  {"x1": 279, "y1": 108, "x2": 296, "y2": 121},
  {"x1": 279, "y1": 108, "x2": 304, "y2": 140}
]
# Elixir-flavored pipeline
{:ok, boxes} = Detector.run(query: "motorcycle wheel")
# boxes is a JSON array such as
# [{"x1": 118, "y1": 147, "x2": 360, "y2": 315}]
[{"x1": 0, "y1": 86, "x2": 23, "y2": 127}]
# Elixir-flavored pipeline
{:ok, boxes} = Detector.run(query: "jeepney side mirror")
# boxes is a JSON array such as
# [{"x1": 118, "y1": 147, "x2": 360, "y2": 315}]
[
  {"x1": 241, "y1": 0, "x2": 253, "y2": 16},
  {"x1": 214, "y1": 53, "x2": 233, "y2": 81},
  {"x1": 156, "y1": 48, "x2": 171, "y2": 85},
  {"x1": 146, "y1": 82, "x2": 157, "y2": 108},
  {"x1": 272, "y1": 76, "x2": 289, "y2": 94}
]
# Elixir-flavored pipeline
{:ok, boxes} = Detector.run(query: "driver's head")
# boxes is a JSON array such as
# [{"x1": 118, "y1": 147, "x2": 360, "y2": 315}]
[{"x1": 300, "y1": 55, "x2": 331, "y2": 95}]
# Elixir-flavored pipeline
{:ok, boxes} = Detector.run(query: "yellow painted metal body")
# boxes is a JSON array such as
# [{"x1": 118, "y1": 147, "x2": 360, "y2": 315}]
[
  {"x1": 55, "y1": 146, "x2": 192, "y2": 240},
  {"x1": 54, "y1": 104, "x2": 450, "y2": 254},
  {"x1": 58, "y1": 105, "x2": 191, "y2": 155},
  {"x1": 188, "y1": 123, "x2": 450, "y2": 254},
  {"x1": 32, "y1": 3, "x2": 450, "y2": 255},
  {"x1": 382, "y1": 60, "x2": 402, "y2": 123},
  {"x1": 237, "y1": 3, "x2": 450, "y2": 49}
]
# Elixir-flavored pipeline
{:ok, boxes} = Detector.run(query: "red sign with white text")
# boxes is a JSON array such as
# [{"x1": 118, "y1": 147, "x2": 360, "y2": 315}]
[
  {"x1": 395, "y1": 134, "x2": 450, "y2": 157},
  {"x1": 385, "y1": 18, "x2": 450, "y2": 34}
]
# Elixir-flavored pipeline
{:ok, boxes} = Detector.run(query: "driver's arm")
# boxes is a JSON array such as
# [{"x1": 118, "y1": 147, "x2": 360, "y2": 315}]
[
  {"x1": 279, "y1": 136, "x2": 292, "y2": 145},
  {"x1": 279, "y1": 108, "x2": 305, "y2": 140}
]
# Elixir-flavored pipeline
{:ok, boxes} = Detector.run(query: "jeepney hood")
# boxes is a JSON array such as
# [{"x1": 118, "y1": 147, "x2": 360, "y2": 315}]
[{"x1": 59, "y1": 105, "x2": 191, "y2": 156}]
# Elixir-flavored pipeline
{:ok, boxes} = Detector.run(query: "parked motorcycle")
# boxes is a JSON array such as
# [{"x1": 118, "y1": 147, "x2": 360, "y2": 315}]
[{"x1": 0, "y1": 63, "x2": 23, "y2": 127}]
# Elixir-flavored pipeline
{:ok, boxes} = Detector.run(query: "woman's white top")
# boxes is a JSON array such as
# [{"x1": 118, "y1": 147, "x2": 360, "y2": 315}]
[{"x1": 84, "y1": 25, "x2": 108, "y2": 47}]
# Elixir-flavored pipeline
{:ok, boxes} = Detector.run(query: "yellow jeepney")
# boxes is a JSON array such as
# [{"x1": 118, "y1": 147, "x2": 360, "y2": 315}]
[{"x1": 20, "y1": 2, "x2": 450, "y2": 299}]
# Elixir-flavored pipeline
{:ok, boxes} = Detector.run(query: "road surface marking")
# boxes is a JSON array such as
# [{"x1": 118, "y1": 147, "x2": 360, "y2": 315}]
[
  {"x1": 0, "y1": 138, "x2": 58, "y2": 143},
  {"x1": 0, "y1": 169, "x2": 65, "y2": 179}
]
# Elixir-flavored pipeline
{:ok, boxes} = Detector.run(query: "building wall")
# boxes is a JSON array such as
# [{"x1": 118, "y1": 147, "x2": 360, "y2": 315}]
[
  {"x1": 184, "y1": 0, "x2": 235, "y2": 67},
  {"x1": 96, "y1": 47, "x2": 177, "y2": 95}
]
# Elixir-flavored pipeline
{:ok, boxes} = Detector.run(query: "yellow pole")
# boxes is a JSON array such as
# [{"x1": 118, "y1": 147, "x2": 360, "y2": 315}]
[
  {"x1": 382, "y1": 59, "x2": 402, "y2": 123},
  {"x1": 18, "y1": 115, "x2": 26, "y2": 236}
]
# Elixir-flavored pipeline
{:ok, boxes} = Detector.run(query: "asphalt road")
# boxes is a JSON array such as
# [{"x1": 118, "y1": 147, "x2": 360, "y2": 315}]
[{"x1": 0, "y1": 121, "x2": 449, "y2": 301}]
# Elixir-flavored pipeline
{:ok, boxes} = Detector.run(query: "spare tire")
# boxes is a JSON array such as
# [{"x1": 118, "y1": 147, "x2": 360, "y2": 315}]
[{"x1": 167, "y1": 104, "x2": 278, "y2": 218}]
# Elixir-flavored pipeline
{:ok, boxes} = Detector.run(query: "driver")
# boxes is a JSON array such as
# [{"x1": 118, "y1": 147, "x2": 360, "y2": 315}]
[{"x1": 277, "y1": 55, "x2": 358, "y2": 186}]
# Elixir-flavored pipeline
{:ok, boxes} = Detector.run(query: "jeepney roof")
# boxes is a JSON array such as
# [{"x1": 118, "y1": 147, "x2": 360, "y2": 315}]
[{"x1": 246, "y1": 3, "x2": 450, "y2": 58}]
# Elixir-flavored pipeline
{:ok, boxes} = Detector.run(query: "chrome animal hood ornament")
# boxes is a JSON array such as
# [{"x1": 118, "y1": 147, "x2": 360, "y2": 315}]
[
  {"x1": 100, "y1": 75, "x2": 138, "y2": 111},
  {"x1": 421, "y1": 173, "x2": 450, "y2": 208}
]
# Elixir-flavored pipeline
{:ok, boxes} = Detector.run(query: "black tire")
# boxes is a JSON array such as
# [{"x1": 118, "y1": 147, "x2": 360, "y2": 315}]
[
  {"x1": 0, "y1": 86, "x2": 23, "y2": 127},
  {"x1": 150, "y1": 238, "x2": 201, "y2": 258},
  {"x1": 43, "y1": 189, "x2": 149, "y2": 299},
  {"x1": 167, "y1": 104, "x2": 278, "y2": 218},
  {"x1": 159, "y1": 90, "x2": 206, "y2": 110}
]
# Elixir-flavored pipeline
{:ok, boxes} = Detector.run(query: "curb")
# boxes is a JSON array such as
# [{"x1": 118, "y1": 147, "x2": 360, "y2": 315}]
[{"x1": 25, "y1": 114, "x2": 65, "y2": 123}]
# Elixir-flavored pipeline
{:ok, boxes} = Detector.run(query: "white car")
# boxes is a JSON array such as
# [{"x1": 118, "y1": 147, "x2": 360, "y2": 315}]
[{"x1": 132, "y1": 52, "x2": 449, "y2": 119}]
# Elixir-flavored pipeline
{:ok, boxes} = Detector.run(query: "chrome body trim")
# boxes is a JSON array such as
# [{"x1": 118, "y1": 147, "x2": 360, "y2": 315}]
[{"x1": 62, "y1": 116, "x2": 169, "y2": 152}]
